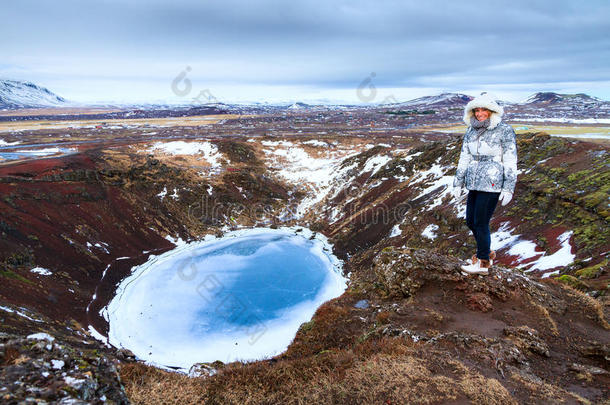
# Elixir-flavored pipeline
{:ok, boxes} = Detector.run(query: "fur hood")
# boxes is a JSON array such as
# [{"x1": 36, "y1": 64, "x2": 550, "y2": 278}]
[{"x1": 463, "y1": 92, "x2": 504, "y2": 130}]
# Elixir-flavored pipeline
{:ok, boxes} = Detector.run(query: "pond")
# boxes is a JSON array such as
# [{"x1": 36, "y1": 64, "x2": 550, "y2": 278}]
[
  {"x1": 0, "y1": 145, "x2": 76, "y2": 161},
  {"x1": 105, "y1": 227, "x2": 347, "y2": 370}
]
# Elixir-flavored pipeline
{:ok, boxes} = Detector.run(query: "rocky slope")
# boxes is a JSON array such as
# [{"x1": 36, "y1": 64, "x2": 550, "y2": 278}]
[{"x1": 0, "y1": 111, "x2": 608, "y2": 403}]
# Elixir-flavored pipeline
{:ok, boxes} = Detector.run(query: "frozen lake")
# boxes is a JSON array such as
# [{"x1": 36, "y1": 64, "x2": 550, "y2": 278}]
[{"x1": 105, "y1": 227, "x2": 347, "y2": 370}]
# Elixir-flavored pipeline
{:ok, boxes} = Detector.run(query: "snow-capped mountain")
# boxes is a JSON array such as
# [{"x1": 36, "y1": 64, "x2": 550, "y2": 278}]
[
  {"x1": 388, "y1": 92, "x2": 473, "y2": 108},
  {"x1": 379, "y1": 91, "x2": 609, "y2": 121},
  {"x1": 0, "y1": 79, "x2": 68, "y2": 109},
  {"x1": 508, "y1": 92, "x2": 610, "y2": 120},
  {"x1": 520, "y1": 92, "x2": 603, "y2": 105},
  {"x1": 288, "y1": 102, "x2": 311, "y2": 110}
]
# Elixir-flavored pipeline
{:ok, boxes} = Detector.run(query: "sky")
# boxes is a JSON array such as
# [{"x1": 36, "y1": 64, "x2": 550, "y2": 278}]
[{"x1": 2, "y1": 0, "x2": 610, "y2": 105}]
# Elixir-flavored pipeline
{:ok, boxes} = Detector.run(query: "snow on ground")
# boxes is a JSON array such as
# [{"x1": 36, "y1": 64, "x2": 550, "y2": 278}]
[
  {"x1": 362, "y1": 155, "x2": 392, "y2": 175},
  {"x1": 86, "y1": 242, "x2": 110, "y2": 254},
  {"x1": 455, "y1": 196, "x2": 468, "y2": 219},
  {"x1": 51, "y1": 360, "x2": 65, "y2": 369},
  {"x1": 261, "y1": 140, "x2": 366, "y2": 219},
  {"x1": 422, "y1": 224, "x2": 439, "y2": 240},
  {"x1": 519, "y1": 231, "x2": 575, "y2": 276},
  {"x1": 490, "y1": 222, "x2": 521, "y2": 251},
  {"x1": 0, "y1": 306, "x2": 43, "y2": 323},
  {"x1": 410, "y1": 163, "x2": 455, "y2": 210},
  {"x1": 302, "y1": 140, "x2": 328, "y2": 147},
  {"x1": 389, "y1": 224, "x2": 402, "y2": 237},
  {"x1": 521, "y1": 117, "x2": 610, "y2": 124},
  {"x1": 148, "y1": 141, "x2": 224, "y2": 167},
  {"x1": 0, "y1": 139, "x2": 21, "y2": 146},
  {"x1": 30, "y1": 267, "x2": 52, "y2": 276},
  {"x1": 490, "y1": 223, "x2": 575, "y2": 276},
  {"x1": 261, "y1": 140, "x2": 294, "y2": 147},
  {"x1": 27, "y1": 332, "x2": 55, "y2": 341},
  {"x1": 164, "y1": 234, "x2": 187, "y2": 246},
  {"x1": 88, "y1": 325, "x2": 110, "y2": 346}
]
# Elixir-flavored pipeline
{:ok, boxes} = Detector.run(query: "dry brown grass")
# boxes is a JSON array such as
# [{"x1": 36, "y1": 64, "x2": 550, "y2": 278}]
[
  {"x1": 527, "y1": 297, "x2": 560, "y2": 336},
  {"x1": 0, "y1": 114, "x2": 244, "y2": 132},
  {"x1": 509, "y1": 372, "x2": 591, "y2": 405},
  {"x1": 120, "y1": 338, "x2": 517, "y2": 405},
  {"x1": 120, "y1": 363, "x2": 208, "y2": 404},
  {"x1": 2, "y1": 346, "x2": 20, "y2": 366},
  {"x1": 560, "y1": 284, "x2": 610, "y2": 330}
]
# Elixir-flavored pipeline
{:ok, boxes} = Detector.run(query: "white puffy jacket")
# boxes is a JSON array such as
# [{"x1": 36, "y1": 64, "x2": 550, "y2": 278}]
[{"x1": 453, "y1": 93, "x2": 518, "y2": 194}]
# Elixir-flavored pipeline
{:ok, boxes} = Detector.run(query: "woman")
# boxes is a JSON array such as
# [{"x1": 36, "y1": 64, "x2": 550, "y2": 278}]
[{"x1": 451, "y1": 92, "x2": 518, "y2": 275}]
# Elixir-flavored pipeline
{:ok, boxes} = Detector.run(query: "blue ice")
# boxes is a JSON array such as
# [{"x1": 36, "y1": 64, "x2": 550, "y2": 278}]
[{"x1": 106, "y1": 228, "x2": 346, "y2": 370}]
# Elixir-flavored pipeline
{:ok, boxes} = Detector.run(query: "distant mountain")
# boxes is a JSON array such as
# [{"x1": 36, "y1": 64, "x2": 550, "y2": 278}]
[
  {"x1": 381, "y1": 91, "x2": 610, "y2": 121},
  {"x1": 0, "y1": 79, "x2": 68, "y2": 109},
  {"x1": 509, "y1": 92, "x2": 610, "y2": 120},
  {"x1": 288, "y1": 102, "x2": 311, "y2": 110},
  {"x1": 520, "y1": 92, "x2": 603, "y2": 106},
  {"x1": 388, "y1": 93, "x2": 473, "y2": 108}
]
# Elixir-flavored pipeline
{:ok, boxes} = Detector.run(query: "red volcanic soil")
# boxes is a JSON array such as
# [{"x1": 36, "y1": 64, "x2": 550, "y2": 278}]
[{"x1": 0, "y1": 151, "x2": 181, "y2": 327}]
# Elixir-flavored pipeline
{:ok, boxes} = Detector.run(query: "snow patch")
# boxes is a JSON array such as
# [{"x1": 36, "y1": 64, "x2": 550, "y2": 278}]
[
  {"x1": 51, "y1": 359, "x2": 65, "y2": 370},
  {"x1": 149, "y1": 141, "x2": 225, "y2": 168},
  {"x1": 422, "y1": 224, "x2": 439, "y2": 240},
  {"x1": 389, "y1": 224, "x2": 402, "y2": 237},
  {"x1": 30, "y1": 267, "x2": 52, "y2": 276},
  {"x1": 1, "y1": 306, "x2": 43, "y2": 323},
  {"x1": 302, "y1": 140, "x2": 328, "y2": 147},
  {"x1": 362, "y1": 155, "x2": 392, "y2": 175},
  {"x1": 88, "y1": 325, "x2": 110, "y2": 346},
  {"x1": 27, "y1": 332, "x2": 55, "y2": 341}
]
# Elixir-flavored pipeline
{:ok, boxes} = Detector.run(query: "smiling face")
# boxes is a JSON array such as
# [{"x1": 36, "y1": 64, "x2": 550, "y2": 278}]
[{"x1": 473, "y1": 107, "x2": 491, "y2": 121}]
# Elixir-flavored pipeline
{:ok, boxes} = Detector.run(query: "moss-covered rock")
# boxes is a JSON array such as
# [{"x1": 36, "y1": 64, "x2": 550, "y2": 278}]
[
  {"x1": 575, "y1": 259, "x2": 608, "y2": 280},
  {"x1": 556, "y1": 274, "x2": 588, "y2": 290}
]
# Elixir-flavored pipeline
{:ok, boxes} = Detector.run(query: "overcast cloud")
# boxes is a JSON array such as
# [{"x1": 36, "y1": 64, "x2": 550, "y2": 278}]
[{"x1": 2, "y1": 0, "x2": 609, "y2": 104}]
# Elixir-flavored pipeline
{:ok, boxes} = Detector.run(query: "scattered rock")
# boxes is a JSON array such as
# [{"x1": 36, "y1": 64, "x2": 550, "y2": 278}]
[
  {"x1": 569, "y1": 362, "x2": 609, "y2": 375},
  {"x1": 116, "y1": 348, "x2": 136, "y2": 362},
  {"x1": 578, "y1": 342, "x2": 610, "y2": 362},
  {"x1": 503, "y1": 326, "x2": 550, "y2": 357},
  {"x1": 354, "y1": 299, "x2": 369, "y2": 309},
  {"x1": 188, "y1": 362, "x2": 218, "y2": 378},
  {"x1": 0, "y1": 332, "x2": 129, "y2": 404},
  {"x1": 466, "y1": 292, "x2": 493, "y2": 312}
]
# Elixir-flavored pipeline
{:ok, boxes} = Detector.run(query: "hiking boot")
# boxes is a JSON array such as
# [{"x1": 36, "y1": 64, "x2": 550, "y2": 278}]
[
  {"x1": 480, "y1": 259, "x2": 491, "y2": 271},
  {"x1": 470, "y1": 250, "x2": 496, "y2": 266},
  {"x1": 461, "y1": 258, "x2": 491, "y2": 275}
]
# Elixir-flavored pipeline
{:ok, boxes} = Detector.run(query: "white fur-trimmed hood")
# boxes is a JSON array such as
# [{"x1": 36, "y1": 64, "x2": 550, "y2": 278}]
[{"x1": 463, "y1": 92, "x2": 504, "y2": 130}]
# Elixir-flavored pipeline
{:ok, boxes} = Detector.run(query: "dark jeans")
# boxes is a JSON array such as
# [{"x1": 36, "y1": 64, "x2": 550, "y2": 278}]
[{"x1": 466, "y1": 190, "x2": 500, "y2": 261}]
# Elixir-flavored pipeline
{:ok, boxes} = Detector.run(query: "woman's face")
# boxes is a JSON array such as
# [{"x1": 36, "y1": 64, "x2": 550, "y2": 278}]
[{"x1": 474, "y1": 107, "x2": 491, "y2": 121}]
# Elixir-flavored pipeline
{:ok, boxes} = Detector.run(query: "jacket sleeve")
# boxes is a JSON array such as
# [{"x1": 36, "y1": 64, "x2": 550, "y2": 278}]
[
  {"x1": 453, "y1": 132, "x2": 471, "y2": 188},
  {"x1": 500, "y1": 125, "x2": 518, "y2": 194}
]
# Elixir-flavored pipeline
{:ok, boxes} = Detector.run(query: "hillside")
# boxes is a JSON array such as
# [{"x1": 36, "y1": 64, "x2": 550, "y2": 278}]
[
  {"x1": 509, "y1": 92, "x2": 610, "y2": 122},
  {"x1": 0, "y1": 79, "x2": 68, "y2": 109},
  {"x1": 0, "y1": 113, "x2": 608, "y2": 403}
]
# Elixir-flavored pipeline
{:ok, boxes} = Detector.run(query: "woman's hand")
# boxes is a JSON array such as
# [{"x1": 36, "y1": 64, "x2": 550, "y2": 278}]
[{"x1": 499, "y1": 190, "x2": 513, "y2": 206}]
